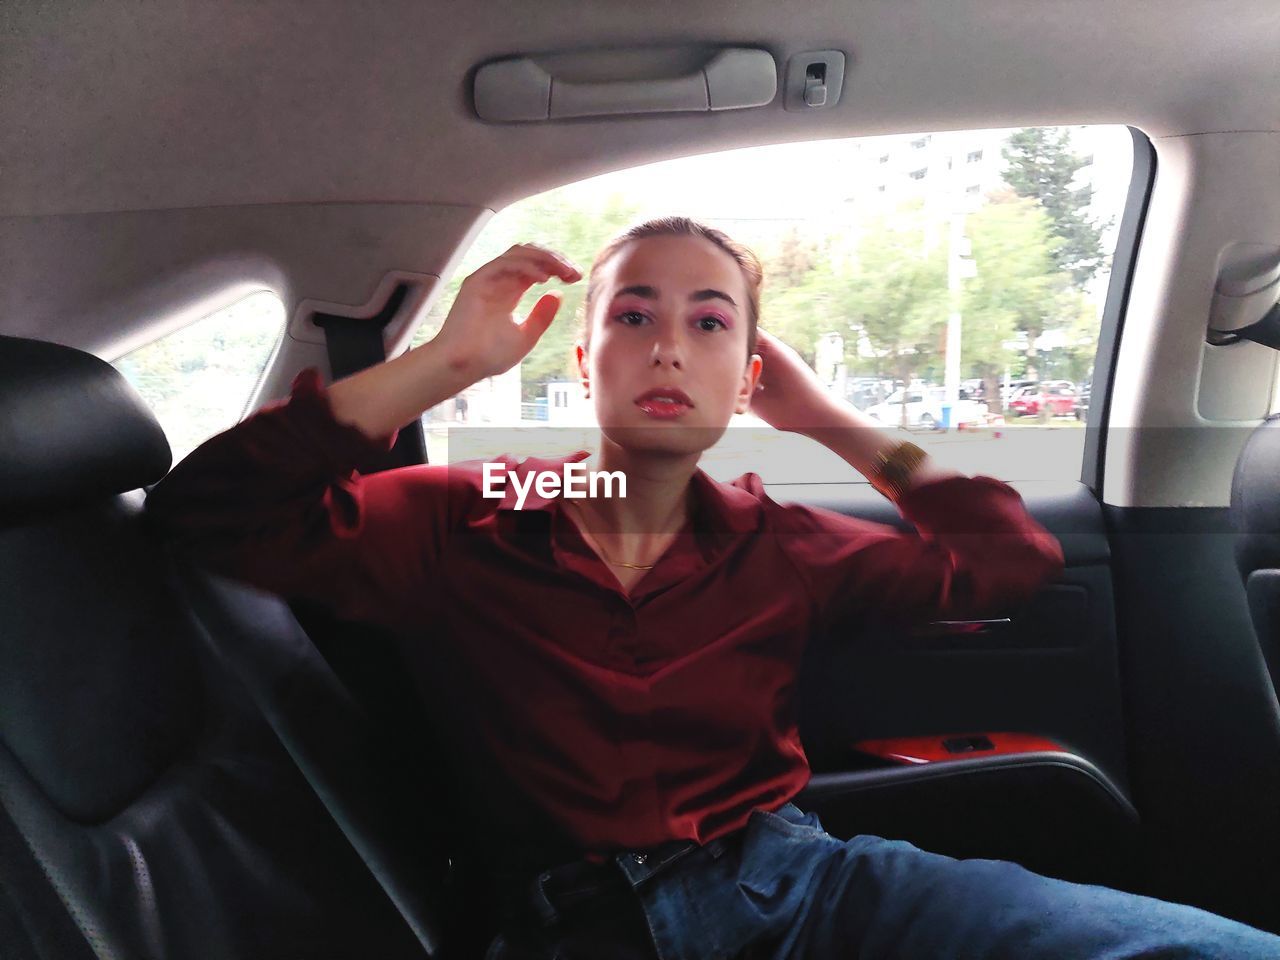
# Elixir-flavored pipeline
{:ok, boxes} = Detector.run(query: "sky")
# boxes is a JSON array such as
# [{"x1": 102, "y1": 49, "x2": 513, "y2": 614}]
[{"x1": 551, "y1": 124, "x2": 1134, "y2": 253}]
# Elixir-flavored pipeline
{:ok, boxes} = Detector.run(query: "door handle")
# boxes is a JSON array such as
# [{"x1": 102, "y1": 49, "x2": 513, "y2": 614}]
[{"x1": 908, "y1": 617, "x2": 1013, "y2": 638}]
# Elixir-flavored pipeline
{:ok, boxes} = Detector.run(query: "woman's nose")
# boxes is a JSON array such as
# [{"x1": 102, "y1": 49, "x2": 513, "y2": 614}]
[{"x1": 650, "y1": 331, "x2": 684, "y2": 369}]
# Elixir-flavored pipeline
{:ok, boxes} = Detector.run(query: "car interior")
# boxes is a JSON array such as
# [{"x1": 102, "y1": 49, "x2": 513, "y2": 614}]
[{"x1": 5, "y1": 2, "x2": 1280, "y2": 957}]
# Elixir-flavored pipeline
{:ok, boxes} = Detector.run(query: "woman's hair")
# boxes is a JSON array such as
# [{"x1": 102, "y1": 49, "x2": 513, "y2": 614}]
[{"x1": 579, "y1": 216, "x2": 762, "y2": 359}]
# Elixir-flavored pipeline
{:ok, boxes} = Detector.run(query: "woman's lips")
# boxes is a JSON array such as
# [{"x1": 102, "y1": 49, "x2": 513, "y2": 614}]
[
  {"x1": 634, "y1": 387, "x2": 694, "y2": 420},
  {"x1": 636, "y1": 397, "x2": 692, "y2": 419}
]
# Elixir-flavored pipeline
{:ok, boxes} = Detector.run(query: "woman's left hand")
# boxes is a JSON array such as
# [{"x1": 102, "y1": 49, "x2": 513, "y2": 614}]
[{"x1": 748, "y1": 330, "x2": 844, "y2": 434}]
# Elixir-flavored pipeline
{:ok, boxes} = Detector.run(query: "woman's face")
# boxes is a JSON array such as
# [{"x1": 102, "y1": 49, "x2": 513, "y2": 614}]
[{"x1": 576, "y1": 234, "x2": 762, "y2": 457}]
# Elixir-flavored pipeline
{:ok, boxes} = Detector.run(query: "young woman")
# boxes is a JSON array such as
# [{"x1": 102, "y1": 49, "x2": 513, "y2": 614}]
[{"x1": 145, "y1": 218, "x2": 1279, "y2": 958}]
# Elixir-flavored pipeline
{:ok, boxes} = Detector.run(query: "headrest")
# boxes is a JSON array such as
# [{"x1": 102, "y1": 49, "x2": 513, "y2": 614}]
[
  {"x1": 0, "y1": 335, "x2": 171, "y2": 518},
  {"x1": 1231, "y1": 414, "x2": 1280, "y2": 575}
]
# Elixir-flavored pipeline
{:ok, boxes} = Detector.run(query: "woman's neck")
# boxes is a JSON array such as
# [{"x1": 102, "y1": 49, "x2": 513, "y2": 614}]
[{"x1": 572, "y1": 439, "x2": 698, "y2": 540}]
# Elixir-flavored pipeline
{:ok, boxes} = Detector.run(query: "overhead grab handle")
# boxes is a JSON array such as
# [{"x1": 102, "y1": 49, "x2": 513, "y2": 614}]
[{"x1": 473, "y1": 48, "x2": 778, "y2": 122}]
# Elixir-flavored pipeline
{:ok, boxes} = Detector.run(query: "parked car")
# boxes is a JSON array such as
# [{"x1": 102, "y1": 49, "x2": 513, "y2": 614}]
[
  {"x1": 1002, "y1": 378, "x2": 1040, "y2": 402},
  {"x1": 966, "y1": 379, "x2": 1039, "y2": 404},
  {"x1": 865, "y1": 386, "x2": 990, "y2": 428},
  {"x1": 1007, "y1": 381, "x2": 1078, "y2": 417},
  {"x1": 845, "y1": 377, "x2": 893, "y2": 410}
]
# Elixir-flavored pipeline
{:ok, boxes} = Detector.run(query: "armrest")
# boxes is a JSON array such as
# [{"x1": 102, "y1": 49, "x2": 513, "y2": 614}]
[
  {"x1": 795, "y1": 751, "x2": 1139, "y2": 885},
  {"x1": 801, "y1": 751, "x2": 1135, "y2": 820}
]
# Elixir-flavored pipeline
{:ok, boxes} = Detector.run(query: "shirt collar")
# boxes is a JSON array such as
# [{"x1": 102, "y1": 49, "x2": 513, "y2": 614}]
[
  {"x1": 493, "y1": 451, "x2": 762, "y2": 549},
  {"x1": 492, "y1": 450, "x2": 593, "y2": 513},
  {"x1": 687, "y1": 465, "x2": 763, "y2": 537}
]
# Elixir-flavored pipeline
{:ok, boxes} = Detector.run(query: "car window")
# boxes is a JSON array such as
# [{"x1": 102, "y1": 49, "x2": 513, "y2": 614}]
[
  {"x1": 112, "y1": 291, "x2": 285, "y2": 463},
  {"x1": 415, "y1": 125, "x2": 1135, "y2": 482}
]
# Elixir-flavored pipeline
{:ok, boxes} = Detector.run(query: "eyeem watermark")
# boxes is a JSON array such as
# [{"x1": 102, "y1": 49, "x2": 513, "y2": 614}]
[{"x1": 482, "y1": 462, "x2": 626, "y2": 510}]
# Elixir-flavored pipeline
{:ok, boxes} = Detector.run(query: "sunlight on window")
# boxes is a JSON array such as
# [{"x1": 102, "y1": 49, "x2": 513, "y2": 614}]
[
  {"x1": 416, "y1": 126, "x2": 1135, "y2": 482},
  {"x1": 114, "y1": 291, "x2": 285, "y2": 463}
]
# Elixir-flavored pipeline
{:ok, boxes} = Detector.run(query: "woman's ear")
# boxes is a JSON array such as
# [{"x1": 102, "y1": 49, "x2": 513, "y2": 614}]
[
  {"x1": 735, "y1": 353, "x2": 763, "y2": 415},
  {"x1": 575, "y1": 342, "x2": 590, "y2": 397}
]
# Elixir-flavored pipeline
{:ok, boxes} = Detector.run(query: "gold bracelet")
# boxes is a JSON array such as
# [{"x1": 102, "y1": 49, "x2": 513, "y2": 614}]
[{"x1": 869, "y1": 440, "x2": 928, "y2": 500}]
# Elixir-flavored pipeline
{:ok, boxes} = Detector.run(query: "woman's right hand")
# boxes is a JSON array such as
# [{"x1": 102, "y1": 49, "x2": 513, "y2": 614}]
[{"x1": 434, "y1": 243, "x2": 581, "y2": 380}]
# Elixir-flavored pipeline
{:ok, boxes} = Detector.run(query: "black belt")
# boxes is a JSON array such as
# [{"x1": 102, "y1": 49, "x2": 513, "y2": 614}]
[
  {"x1": 506, "y1": 833, "x2": 733, "y2": 931},
  {"x1": 527, "y1": 857, "x2": 632, "y2": 926}
]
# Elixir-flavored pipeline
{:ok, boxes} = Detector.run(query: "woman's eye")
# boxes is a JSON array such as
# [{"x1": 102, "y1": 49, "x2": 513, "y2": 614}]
[
  {"x1": 695, "y1": 315, "x2": 727, "y2": 332},
  {"x1": 617, "y1": 310, "x2": 650, "y2": 326}
]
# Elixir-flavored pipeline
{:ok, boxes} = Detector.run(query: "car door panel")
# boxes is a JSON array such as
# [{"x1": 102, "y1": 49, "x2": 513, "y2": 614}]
[{"x1": 782, "y1": 479, "x2": 1131, "y2": 882}]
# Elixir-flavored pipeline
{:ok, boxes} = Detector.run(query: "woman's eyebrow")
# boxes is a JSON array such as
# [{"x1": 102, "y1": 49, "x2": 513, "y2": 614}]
[
  {"x1": 691, "y1": 288, "x2": 737, "y2": 308},
  {"x1": 613, "y1": 285, "x2": 737, "y2": 308},
  {"x1": 614, "y1": 284, "x2": 659, "y2": 300}
]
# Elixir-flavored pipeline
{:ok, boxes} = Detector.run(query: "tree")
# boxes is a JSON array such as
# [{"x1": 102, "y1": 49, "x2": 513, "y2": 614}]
[
  {"x1": 1002, "y1": 128, "x2": 1109, "y2": 289},
  {"x1": 1055, "y1": 293, "x2": 1100, "y2": 385},
  {"x1": 960, "y1": 196, "x2": 1070, "y2": 411},
  {"x1": 831, "y1": 208, "x2": 948, "y2": 426},
  {"x1": 759, "y1": 237, "x2": 844, "y2": 366},
  {"x1": 769, "y1": 226, "x2": 819, "y2": 287}
]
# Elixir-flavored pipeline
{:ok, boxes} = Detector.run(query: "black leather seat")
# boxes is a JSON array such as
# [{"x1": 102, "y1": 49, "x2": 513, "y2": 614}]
[
  {"x1": 1232, "y1": 413, "x2": 1280, "y2": 691},
  {"x1": 0, "y1": 334, "x2": 445, "y2": 959}
]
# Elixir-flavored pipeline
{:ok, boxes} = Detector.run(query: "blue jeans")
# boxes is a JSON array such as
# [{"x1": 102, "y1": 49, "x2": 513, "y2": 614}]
[{"x1": 490, "y1": 802, "x2": 1280, "y2": 959}]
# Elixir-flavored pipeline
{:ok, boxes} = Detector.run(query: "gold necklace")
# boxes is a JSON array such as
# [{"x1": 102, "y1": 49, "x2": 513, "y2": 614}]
[
  {"x1": 605, "y1": 556, "x2": 656, "y2": 571},
  {"x1": 563, "y1": 500, "x2": 657, "y2": 570}
]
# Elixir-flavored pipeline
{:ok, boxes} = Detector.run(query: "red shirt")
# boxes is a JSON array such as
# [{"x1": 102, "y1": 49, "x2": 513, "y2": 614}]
[{"x1": 144, "y1": 368, "x2": 1064, "y2": 858}]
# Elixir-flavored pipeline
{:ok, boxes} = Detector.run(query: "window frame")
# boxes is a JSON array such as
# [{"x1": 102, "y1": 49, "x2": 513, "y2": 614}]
[{"x1": 1080, "y1": 126, "x2": 1157, "y2": 495}]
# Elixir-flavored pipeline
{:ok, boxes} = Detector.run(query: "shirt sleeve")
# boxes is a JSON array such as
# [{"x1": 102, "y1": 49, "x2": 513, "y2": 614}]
[
  {"x1": 143, "y1": 366, "x2": 461, "y2": 631},
  {"x1": 768, "y1": 474, "x2": 1066, "y2": 632}
]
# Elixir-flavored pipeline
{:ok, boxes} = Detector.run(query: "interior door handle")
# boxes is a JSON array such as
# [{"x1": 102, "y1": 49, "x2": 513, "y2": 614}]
[{"x1": 909, "y1": 617, "x2": 1013, "y2": 638}]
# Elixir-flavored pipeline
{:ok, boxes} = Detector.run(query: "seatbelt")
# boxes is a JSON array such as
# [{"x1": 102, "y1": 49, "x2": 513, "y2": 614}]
[
  {"x1": 0, "y1": 800, "x2": 97, "y2": 960},
  {"x1": 168, "y1": 557, "x2": 448, "y2": 956},
  {"x1": 1207, "y1": 301, "x2": 1280, "y2": 350},
  {"x1": 312, "y1": 284, "x2": 429, "y2": 470}
]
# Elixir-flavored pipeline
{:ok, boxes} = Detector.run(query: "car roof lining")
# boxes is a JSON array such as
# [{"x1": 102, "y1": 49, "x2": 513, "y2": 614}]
[{"x1": 3, "y1": 0, "x2": 1278, "y2": 220}]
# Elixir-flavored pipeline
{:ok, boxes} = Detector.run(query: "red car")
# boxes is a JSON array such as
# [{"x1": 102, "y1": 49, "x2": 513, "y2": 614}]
[{"x1": 1008, "y1": 381, "x2": 1078, "y2": 417}]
